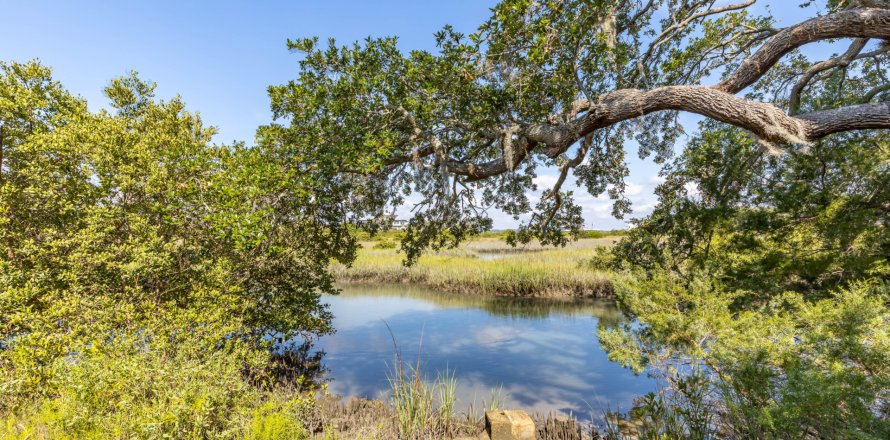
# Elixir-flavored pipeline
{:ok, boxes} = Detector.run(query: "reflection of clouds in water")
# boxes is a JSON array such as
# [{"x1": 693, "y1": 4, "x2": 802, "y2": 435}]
[
  {"x1": 545, "y1": 353, "x2": 586, "y2": 370},
  {"x1": 326, "y1": 295, "x2": 438, "y2": 330},
  {"x1": 452, "y1": 376, "x2": 610, "y2": 420},
  {"x1": 317, "y1": 323, "x2": 392, "y2": 355},
  {"x1": 473, "y1": 325, "x2": 522, "y2": 347},
  {"x1": 314, "y1": 285, "x2": 654, "y2": 420}
]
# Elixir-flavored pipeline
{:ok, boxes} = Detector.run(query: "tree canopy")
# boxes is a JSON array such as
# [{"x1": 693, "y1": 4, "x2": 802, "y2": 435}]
[{"x1": 263, "y1": 0, "x2": 889, "y2": 261}]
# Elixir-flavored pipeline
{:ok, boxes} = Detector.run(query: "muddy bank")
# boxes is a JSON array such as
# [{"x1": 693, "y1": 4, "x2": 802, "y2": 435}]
[{"x1": 306, "y1": 396, "x2": 610, "y2": 440}]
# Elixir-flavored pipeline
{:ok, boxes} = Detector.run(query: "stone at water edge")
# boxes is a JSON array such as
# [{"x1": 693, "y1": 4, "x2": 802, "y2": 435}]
[{"x1": 485, "y1": 410, "x2": 535, "y2": 440}]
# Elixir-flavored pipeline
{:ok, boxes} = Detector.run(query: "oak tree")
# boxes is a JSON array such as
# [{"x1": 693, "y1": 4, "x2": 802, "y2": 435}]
[{"x1": 263, "y1": 0, "x2": 890, "y2": 261}]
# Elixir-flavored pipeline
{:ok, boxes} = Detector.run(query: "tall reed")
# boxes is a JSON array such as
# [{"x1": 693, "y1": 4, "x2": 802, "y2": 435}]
[{"x1": 387, "y1": 355, "x2": 434, "y2": 439}]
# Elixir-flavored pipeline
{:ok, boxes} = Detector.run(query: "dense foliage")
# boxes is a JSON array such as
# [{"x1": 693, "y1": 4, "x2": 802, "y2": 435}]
[
  {"x1": 0, "y1": 61, "x2": 350, "y2": 438},
  {"x1": 601, "y1": 124, "x2": 889, "y2": 437},
  {"x1": 598, "y1": 21, "x2": 890, "y2": 435}
]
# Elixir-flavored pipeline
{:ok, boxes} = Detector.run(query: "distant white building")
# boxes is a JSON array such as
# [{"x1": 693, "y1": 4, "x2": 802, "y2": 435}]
[
  {"x1": 379, "y1": 214, "x2": 408, "y2": 230},
  {"x1": 392, "y1": 219, "x2": 408, "y2": 230}
]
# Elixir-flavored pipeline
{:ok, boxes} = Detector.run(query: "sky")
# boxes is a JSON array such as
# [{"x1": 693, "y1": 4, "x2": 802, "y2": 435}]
[{"x1": 2, "y1": 0, "x2": 832, "y2": 230}]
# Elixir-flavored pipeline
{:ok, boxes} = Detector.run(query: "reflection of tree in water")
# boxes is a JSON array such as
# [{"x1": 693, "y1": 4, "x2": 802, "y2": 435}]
[
  {"x1": 268, "y1": 338, "x2": 330, "y2": 391},
  {"x1": 336, "y1": 284, "x2": 625, "y2": 326},
  {"x1": 481, "y1": 297, "x2": 624, "y2": 327}
]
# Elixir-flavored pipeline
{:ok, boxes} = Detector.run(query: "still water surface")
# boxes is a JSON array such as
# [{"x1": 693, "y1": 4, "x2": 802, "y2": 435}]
[{"x1": 315, "y1": 284, "x2": 654, "y2": 419}]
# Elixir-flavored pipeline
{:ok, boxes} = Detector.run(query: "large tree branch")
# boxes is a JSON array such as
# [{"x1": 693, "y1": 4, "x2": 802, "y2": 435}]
[
  {"x1": 383, "y1": 8, "x2": 890, "y2": 181},
  {"x1": 539, "y1": 86, "x2": 884, "y2": 155},
  {"x1": 442, "y1": 87, "x2": 889, "y2": 180},
  {"x1": 716, "y1": 7, "x2": 890, "y2": 93},
  {"x1": 797, "y1": 101, "x2": 890, "y2": 138}
]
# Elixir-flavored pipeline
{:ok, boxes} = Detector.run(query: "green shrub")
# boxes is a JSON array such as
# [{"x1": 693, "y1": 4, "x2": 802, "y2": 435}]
[
  {"x1": 1, "y1": 334, "x2": 261, "y2": 439},
  {"x1": 587, "y1": 246, "x2": 617, "y2": 271},
  {"x1": 245, "y1": 397, "x2": 313, "y2": 440},
  {"x1": 0, "y1": 335, "x2": 321, "y2": 440},
  {"x1": 372, "y1": 239, "x2": 397, "y2": 249},
  {"x1": 0, "y1": 61, "x2": 339, "y2": 440},
  {"x1": 602, "y1": 275, "x2": 890, "y2": 438}
]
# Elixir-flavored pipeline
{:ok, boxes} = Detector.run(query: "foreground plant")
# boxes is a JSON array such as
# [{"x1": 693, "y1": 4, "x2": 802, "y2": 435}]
[{"x1": 0, "y1": 61, "x2": 352, "y2": 438}]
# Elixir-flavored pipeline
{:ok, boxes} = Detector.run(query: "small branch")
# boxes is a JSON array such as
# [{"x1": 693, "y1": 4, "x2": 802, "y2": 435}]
[
  {"x1": 863, "y1": 83, "x2": 890, "y2": 102},
  {"x1": 639, "y1": 0, "x2": 756, "y2": 71},
  {"x1": 789, "y1": 38, "x2": 869, "y2": 115}
]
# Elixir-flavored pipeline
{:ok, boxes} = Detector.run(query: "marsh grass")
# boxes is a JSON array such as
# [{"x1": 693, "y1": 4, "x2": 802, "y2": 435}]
[
  {"x1": 387, "y1": 357, "x2": 434, "y2": 439},
  {"x1": 436, "y1": 369, "x2": 458, "y2": 432},
  {"x1": 387, "y1": 356, "x2": 466, "y2": 438},
  {"x1": 332, "y1": 238, "x2": 616, "y2": 298},
  {"x1": 486, "y1": 385, "x2": 504, "y2": 412}
]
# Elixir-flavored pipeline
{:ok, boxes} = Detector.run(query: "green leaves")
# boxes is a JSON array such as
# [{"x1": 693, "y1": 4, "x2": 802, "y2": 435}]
[
  {"x1": 0, "y1": 62, "x2": 344, "y2": 415},
  {"x1": 608, "y1": 116, "x2": 889, "y2": 436},
  {"x1": 104, "y1": 71, "x2": 157, "y2": 117}
]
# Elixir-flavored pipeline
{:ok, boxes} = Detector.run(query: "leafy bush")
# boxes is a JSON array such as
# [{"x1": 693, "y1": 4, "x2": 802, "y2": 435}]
[
  {"x1": 0, "y1": 61, "x2": 342, "y2": 438},
  {"x1": 373, "y1": 239, "x2": 398, "y2": 249},
  {"x1": 602, "y1": 274, "x2": 890, "y2": 438},
  {"x1": 2, "y1": 335, "x2": 263, "y2": 439},
  {"x1": 587, "y1": 246, "x2": 617, "y2": 271},
  {"x1": 245, "y1": 397, "x2": 313, "y2": 440}
]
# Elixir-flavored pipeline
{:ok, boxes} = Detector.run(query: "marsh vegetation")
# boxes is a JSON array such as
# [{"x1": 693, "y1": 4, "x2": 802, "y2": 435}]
[{"x1": 333, "y1": 237, "x2": 617, "y2": 298}]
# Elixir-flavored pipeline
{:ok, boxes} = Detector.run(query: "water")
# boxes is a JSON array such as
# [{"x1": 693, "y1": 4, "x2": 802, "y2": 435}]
[{"x1": 314, "y1": 284, "x2": 654, "y2": 419}]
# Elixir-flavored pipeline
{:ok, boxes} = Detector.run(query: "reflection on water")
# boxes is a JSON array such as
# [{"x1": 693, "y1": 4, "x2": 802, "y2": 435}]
[{"x1": 313, "y1": 284, "x2": 653, "y2": 419}]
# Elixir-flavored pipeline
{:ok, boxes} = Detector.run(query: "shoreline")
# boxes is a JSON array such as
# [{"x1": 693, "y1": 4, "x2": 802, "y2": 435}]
[
  {"x1": 333, "y1": 277, "x2": 615, "y2": 299},
  {"x1": 308, "y1": 395, "x2": 607, "y2": 440}
]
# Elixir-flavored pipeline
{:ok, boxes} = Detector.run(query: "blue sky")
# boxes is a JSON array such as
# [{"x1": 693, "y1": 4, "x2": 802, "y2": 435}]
[{"x1": 2, "y1": 1, "x2": 832, "y2": 229}]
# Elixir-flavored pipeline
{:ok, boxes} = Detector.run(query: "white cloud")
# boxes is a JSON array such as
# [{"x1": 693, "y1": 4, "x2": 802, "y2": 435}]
[
  {"x1": 632, "y1": 203, "x2": 657, "y2": 216},
  {"x1": 533, "y1": 174, "x2": 560, "y2": 189},
  {"x1": 647, "y1": 175, "x2": 666, "y2": 185},
  {"x1": 588, "y1": 202, "x2": 614, "y2": 219},
  {"x1": 625, "y1": 182, "x2": 644, "y2": 196}
]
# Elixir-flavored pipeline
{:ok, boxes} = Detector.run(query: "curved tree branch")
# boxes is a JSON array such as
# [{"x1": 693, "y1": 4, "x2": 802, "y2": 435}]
[
  {"x1": 863, "y1": 82, "x2": 890, "y2": 102},
  {"x1": 716, "y1": 7, "x2": 890, "y2": 93},
  {"x1": 797, "y1": 101, "x2": 890, "y2": 138},
  {"x1": 383, "y1": 8, "x2": 890, "y2": 182},
  {"x1": 788, "y1": 38, "x2": 869, "y2": 115}
]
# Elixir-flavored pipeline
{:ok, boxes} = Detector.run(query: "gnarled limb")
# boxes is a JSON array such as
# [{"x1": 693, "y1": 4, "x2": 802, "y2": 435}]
[
  {"x1": 797, "y1": 101, "x2": 890, "y2": 138},
  {"x1": 716, "y1": 7, "x2": 890, "y2": 94},
  {"x1": 384, "y1": 8, "x2": 890, "y2": 182}
]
